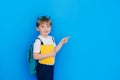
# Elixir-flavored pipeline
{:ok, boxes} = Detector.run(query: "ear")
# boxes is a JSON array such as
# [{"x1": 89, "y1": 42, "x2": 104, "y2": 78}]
[{"x1": 36, "y1": 27, "x2": 39, "y2": 31}]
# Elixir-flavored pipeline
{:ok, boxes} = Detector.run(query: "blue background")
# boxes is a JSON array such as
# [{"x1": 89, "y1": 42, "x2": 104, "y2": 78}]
[{"x1": 0, "y1": 0, "x2": 120, "y2": 80}]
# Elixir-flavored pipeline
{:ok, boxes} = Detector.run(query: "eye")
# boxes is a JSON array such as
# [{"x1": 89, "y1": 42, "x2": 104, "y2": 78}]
[
  {"x1": 47, "y1": 26, "x2": 50, "y2": 28},
  {"x1": 41, "y1": 26, "x2": 44, "y2": 28}
]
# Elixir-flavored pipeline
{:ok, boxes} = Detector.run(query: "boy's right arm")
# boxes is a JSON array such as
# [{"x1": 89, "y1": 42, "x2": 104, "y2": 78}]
[{"x1": 33, "y1": 50, "x2": 56, "y2": 60}]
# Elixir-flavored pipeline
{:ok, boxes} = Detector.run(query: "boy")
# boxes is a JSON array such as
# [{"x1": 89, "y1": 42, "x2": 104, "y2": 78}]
[{"x1": 33, "y1": 16, "x2": 70, "y2": 80}]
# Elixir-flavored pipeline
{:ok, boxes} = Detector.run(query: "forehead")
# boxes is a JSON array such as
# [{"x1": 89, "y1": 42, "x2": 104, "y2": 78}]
[{"x1": 40, "y1": 21, "x2": 50, "y2": 26}]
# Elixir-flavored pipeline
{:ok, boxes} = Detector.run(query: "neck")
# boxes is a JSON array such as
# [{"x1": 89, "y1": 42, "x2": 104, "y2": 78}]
[{"x1": 40, "y1": 34, "x2": 49, "y2": 38}]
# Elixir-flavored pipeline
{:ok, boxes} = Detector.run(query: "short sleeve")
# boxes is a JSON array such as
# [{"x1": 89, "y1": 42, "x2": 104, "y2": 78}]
[{"x1": 33, "y1": 39, "x2": 41, "y2": 53}]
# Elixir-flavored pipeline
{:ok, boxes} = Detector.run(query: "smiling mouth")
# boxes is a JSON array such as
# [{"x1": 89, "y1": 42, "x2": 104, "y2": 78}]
[{"x1": 44, "y1": 31, "x2": 49, "y2": 33}]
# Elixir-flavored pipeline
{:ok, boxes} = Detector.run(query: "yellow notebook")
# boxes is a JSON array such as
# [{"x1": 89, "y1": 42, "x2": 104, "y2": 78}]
[{"x1": 39, "y1": 44, "x2": 55, "y2": 65}]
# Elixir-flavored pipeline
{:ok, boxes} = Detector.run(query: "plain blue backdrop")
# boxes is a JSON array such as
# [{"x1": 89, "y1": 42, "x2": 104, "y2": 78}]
[{"x1": 0, "y1": 0, "x2": 120, "y2": 80}]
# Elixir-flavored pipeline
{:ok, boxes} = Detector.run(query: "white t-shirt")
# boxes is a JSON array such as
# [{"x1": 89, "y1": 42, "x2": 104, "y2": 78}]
[{"x1": 33, "y1": 35, "x2": 56, "y2": 53}]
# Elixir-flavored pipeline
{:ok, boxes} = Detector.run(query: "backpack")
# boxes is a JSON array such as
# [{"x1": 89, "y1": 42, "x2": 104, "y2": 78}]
[
  {"x1": 27, "y1": 38, "x2": 43, "y2": 75},
  {"x1": 27, "y1": 37, "x2": 54, "y2": 75}
]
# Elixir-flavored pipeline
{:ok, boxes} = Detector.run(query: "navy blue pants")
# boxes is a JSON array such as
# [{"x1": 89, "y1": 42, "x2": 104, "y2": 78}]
[{"x1": 36, "y1": 63, "x2": 54, "y2": 80}]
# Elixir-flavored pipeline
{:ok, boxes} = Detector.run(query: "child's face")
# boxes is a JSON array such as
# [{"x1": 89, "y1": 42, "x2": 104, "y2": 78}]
[{"x1": 37, "y1": 22, "x2": 51, "y2": 36}]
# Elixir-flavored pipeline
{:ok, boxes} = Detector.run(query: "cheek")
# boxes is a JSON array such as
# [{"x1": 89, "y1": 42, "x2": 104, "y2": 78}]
[
  {"x1": 49, "y1": 27, "x2": 51, "y2": 30},
  {"x1": 47, "y1": 27, "x2": 51, "y2": 30},
  {"x1": 41, "y1": 29, "x2": 45, "y2": 32},
  {"x1": 38, "y1": 28, "x2": 43, "y2": 32}
]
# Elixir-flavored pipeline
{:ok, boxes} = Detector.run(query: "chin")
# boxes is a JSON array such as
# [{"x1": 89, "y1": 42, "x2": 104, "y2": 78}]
[
  {"x1": 44, "y1": 32, "x2": 50, "y2": 35},
  {"x1": 43, "y1": 33, "x2": 49, "y2": 36}
]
